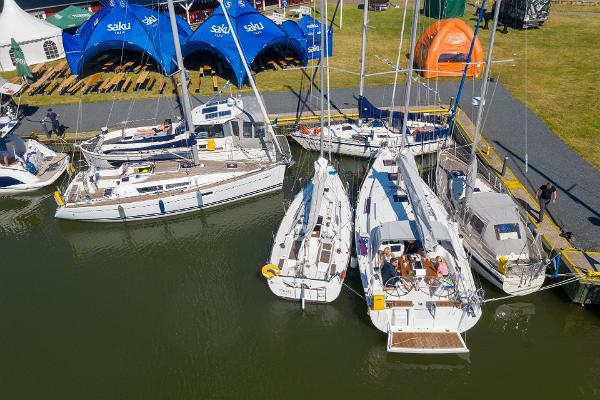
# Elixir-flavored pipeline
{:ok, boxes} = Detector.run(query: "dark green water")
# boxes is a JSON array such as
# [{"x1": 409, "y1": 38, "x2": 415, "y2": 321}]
[{"x1": 0, "y1": 147, "x2": 598, "y2": 400}]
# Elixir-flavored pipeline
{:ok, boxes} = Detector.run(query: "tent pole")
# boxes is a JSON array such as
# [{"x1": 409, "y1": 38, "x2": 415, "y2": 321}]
[
  {"x1": 319, "y1": 0, "x2": 325, "y2": 158},
  {"x1": 389, "y1": 0, "x2": 408, "y2": 131},
  {"x1": 166, "y1": 0, "x2": 199, "y2": 165},
  {"x1": 218, "y1": 0, "x2": 285, "y2": 161}
]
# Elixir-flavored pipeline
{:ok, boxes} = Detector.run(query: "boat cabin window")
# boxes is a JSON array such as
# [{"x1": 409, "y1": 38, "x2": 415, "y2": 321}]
[
  {"x1": 368, "y1": 120, "x2": 385, "y2": 128},
  {"x1": 383, "y1": 160, "x2": 397, "y2": 166},
  {"x1": 242, "y1": 122, "x2": 253, "y2": 138},
  {"x1": 393, "y1": 194, "x2": 409, "y2": 203},
  {"x1": 342, "y1": 125, "x2": 353, "y2": 131},
  {"x1": 494, "y1": 223, "x2": 521, "y2": 240},
  {"x1": 0, "y1": 176, "x2": 23, "y2": 187},
  {"x1": 230, "y1": 121, "x2": 239, "y2": 137},
  {"x1": 202, "y1": 106, "x2": 218, "y2": 115},
  {"x1": 253, "y1": 122, "x2": 266, "y2": 138},
  {"x1": 165, "y1": 182, "x2": 187, "y2": 190},
  {"x1": 351, "y1": 134, "x2": 368, "y2": 142},
  {"x1": 388, "y1": 173, "x2": 398, "y2": 181},
  {"x1": 207, "y1": 124, "x2": 224, "y2": 138},
  {"x1": 137, "y1": 185, "x2": 163, "y2": 194},
  {"x1": 469, "y1": 214, "x2": 485, "y2": 235}
]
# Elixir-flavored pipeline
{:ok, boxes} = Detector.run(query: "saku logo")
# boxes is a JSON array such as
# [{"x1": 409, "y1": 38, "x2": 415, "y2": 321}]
[
  {"x1": 210, "y1": 24, "x2": 230, "y2": 34},
  {"x1": 243, "y1": 22, "x2": 264, "y2": 32},
  {"x1": 142, "y1": 15, "x2": 158, "y2": 26},
  {"x1": 308, "y1": 45, "x2": 320, "y2": 53},
  {"x1": 307, "y1": 23, "x2": 318, "y2": 28},
  {"x1": 107, "y1": 21, "x2": 131, "y2": 33}
]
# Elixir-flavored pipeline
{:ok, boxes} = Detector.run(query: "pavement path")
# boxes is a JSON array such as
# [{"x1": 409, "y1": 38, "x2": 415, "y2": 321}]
[{"x1": 13, "y1": 81, "x2": 600, "y2": 250}]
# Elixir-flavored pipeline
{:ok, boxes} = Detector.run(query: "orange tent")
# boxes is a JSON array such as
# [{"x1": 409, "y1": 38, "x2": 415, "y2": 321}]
[{"x1": 414, "y1": 19, "x2": 483, "y2": 79}]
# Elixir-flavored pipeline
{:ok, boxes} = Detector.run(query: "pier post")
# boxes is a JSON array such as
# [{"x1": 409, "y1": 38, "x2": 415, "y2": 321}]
[{"x1": 501, "y1": 156, "x2": 509, "y2": 176}]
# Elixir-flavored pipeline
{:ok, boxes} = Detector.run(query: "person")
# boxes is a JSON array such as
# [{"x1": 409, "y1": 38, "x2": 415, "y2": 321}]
[
  {"x1": 381, "y1": 257, "x2": 399, "y2": 286},
  {"x1": 44, "y1": 108, "x2": 62, "y2": 137},
  {"x1": 154, "y1": 119, "x2": 172, "y2": 135},
  {"x1": 404, "y1": 240, "x2": 418, "y2": 255},
  {"x1": 381, "y1": 247, "x2": 395, "y2": 264},
  {"x1": 536, "y1": 181, "x2": 557, "y2": 223},
  {"x1": 435, "y1": 256, "x2": 449, "y2": 278},
  {"x1": 0, "y1": 136, "x2": 9, "y2": 166}
]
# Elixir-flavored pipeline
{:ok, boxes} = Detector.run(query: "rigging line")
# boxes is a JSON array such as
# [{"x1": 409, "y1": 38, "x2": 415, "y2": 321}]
[
  {"x1": 389, "y1": 0, "x2": 409, "y2": 128},
  {"x1": 524, "y1": 24, "x2": 529, "y2": 173},
  {"x1": 343, "y1": 281, "x2": 366, "y2": 300},
  {"x1": 482, "y1": 275, "x2": 580, "y2": 303}
]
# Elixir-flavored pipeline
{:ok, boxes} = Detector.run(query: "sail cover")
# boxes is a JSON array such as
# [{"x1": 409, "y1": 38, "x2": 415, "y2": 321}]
[
  {"x1": 358, "y1": 96, "x2": 447, "y2": 132},
  {"x1": 302, "y1": 157, "x2": 329, "y2": 237},
  {"x1": 398, "y1": 150, "x2": 438, "y2": 251}
]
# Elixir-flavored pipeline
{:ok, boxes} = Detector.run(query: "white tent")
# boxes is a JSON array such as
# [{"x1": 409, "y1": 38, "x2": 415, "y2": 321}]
[{"x1": 0, "y1": 0, "x2": 65, "y2": 72}]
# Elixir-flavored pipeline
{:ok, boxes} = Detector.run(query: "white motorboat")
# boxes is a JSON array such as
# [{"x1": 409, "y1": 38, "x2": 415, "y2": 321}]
[
  {"x1": 435, "y1": 1, "x2": 546, "y2": 296},
  {"x1": 355, "y1": 147, "x2": 482, "y2": 353},
  {"x1": 0, "y1": 130, "x2": 69, "y2": 195},
  {"x1": 436, "y1": 151, "x2": 546, "y2": 295},
  {"x1": 290, "y1": 98, "x2": 451, "y2": 158},
  {"x1": 264, "y1": 157, "x2": 353, "y2": 303}
]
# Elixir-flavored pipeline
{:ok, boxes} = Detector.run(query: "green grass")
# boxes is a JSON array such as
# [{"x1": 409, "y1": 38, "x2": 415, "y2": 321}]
[{"x1": 2, "y1": 3, "x2": 599, "y2": 168}]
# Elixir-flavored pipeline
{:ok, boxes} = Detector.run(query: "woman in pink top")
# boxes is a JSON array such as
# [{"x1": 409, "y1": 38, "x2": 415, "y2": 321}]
[{"x1": 435, "y1": 256, "x2": 449, "y2": 277}]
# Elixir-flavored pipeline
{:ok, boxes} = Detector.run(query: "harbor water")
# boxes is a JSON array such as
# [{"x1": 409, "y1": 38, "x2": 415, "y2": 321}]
[{"x1": 0, "y1": 145, "x2": 598, "y2": 399}]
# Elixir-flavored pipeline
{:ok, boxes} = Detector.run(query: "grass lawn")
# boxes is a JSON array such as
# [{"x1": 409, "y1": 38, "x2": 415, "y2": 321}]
[{"x1": 2, "y1": 2, "x2": 599, "y2": 168}]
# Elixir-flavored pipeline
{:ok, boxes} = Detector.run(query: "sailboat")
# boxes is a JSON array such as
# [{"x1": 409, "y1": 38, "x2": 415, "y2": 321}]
[
  {"x1": 79, "y1": 95, "x2": 281, "y2": 168},
  {"x1": 54, "y1": 0, "x2": 289, "y2": 222},
  {"x1": 1, "y1": 81, "x2": 69, "y2": 194},
  {"x1": 290, "y1": 0, "x2": 451, "y2": 158},
  {"x1": 355, "y1": 0, "x2": 482, "y2": 353},
  {"x1": 435, "y1": 0, "x2": 547, "y2": 295},
  {"x1": 263, "y1": 0, "x2": 353, "y2": 304}
]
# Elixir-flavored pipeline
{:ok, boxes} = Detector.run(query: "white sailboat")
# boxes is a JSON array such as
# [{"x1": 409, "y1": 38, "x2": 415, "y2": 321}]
[
  {"x1": 54, "y1": 0, "x2": 288, "y2": 222},
  {"x1": 435, "y1": 0, "x2": 547, "y2": 295},
  {"x1": 79, "y1": 95, "x2": 283, "y2": 168},
  {"x1": 290, "y1": 0, "x2": 451, "y2": 158},
  {"x1": 355, "y1": 0, "x2": 482, "y2": 353},
  {"x1": 263, "y1": 0, "x2": 353, "y2": 304}
]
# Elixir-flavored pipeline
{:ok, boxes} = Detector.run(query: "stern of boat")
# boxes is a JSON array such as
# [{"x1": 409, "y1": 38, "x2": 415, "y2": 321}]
[{"x1": 387, "y1": 330, "x2": 469, "y2": 354}]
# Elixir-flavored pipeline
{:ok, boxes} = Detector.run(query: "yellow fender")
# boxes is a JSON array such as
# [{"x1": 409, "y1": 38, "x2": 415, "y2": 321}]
[
  {"x1": 262, "y1": 264, "x2": 280, "y2": 279},
  {"x1": 498, "y1": 256, "x2": 508, "y2": 276},
  {"x1": 53, "y1": 191, "x2": 65, "y2": 207}
]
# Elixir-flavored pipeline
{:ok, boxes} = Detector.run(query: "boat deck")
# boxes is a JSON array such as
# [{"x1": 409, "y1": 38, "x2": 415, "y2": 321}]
[{"x1": 389, "y1": 332, "x2": 465, "y2": 351}]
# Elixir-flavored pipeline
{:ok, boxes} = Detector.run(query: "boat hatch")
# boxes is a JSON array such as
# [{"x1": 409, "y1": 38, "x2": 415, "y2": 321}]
[{"x1": 387, "y1": 331, "x2": 469, "y2": 354}]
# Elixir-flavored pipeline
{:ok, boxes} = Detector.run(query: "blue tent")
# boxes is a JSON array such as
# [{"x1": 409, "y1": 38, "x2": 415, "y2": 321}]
[
  {"x1": 182, "y1": 0, "x2": 307, "y2": 86},
  {"x1": 297, "y1": 16, "x2": 333, "y2": 60},
  {"x1": 63, "y1": 0, "x2": 192, "y2": 76}
]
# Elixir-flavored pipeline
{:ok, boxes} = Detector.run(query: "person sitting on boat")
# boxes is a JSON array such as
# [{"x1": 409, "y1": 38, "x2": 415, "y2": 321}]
[
  {"x1": 135, "y1": 119, "x2": 173, "y2": 137},
  {"x1": 380, "y1": 246, "x2": 395, "y2": 265},
  {"x1": 381, "y1": 257, "x2": 400, "y2": 287},
  {"x1": 404, "y1": 240, "x2": 419, "y2": 255},
  {"x1": 435, "y1": 256, "x2": 449, "y2": 278}
]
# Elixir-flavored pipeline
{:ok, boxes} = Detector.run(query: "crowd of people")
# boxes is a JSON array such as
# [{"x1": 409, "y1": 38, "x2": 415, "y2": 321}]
[{"x1": 380, "y1": 244, "x2": 449, "y2": 288}]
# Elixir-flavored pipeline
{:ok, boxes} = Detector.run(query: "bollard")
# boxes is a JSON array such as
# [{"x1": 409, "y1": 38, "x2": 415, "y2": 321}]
[
  {"x1": 501, "y1": 156, "x2": 509, "y2": 176},
  {"x1": 449, "y1": 96, "x2": 455, "y2": 111}
]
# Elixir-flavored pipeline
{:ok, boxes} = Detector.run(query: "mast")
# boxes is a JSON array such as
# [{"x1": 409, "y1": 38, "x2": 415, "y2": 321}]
[
  {"x1": 218, "y1": 0, "x2": 285, "y2": 160},
  {"x1": 166, "y1": 0, "x2": 199, "y2": 165},
  {"x1": 398, "y1": 0, "x2": 420, "y2": 151},
  {"x1": 325, "y1": 0, "x2": 332, "y2": 160},
  {"x1": 358, "y1": 0, "x2": 368, "y2": 98},
  {"x1": 464, "y1": 0, "x2": 502, "y2": 208},
  {"x1": 319, "y1": 0, "x2": 325, "y2": 158},
  {"x1": 388, "y1": 0, "x2": 408, "y2": 130}
]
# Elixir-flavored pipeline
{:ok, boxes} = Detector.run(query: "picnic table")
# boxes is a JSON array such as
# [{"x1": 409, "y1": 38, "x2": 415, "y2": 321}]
[
  {"x1": 31, "y1": 63, "x2": 46, "y2": 74},
  {"x1": 28, "y1": 70, "x2": 53, "y2": 93},
  {"x1": 53, "y1": 60, "x2": 68, "y2": 76},
  {"x1": 104, "y1": 72, "x2": 125, "y2": 92},
  {"x1": 135, "y1": 70, "x2": 150, "y2": 89},
  {"x1": 57, "y1": 74, "x2": 78, "y2": 94},
  {"x1": 115, "y1": 61, "x2": 134, "y2": 72},
  {"x1": 83, "y1": 73, "x2": 102, "y2": 94},
  {"x1": 67, "y1": 80, "x2": 85, "y2": 95}
]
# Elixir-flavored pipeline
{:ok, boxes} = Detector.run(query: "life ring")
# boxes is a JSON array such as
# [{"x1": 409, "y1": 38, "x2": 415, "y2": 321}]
[
  {"x1": 299, "y1": 125, "x2": 311, "y2": 135},
  {"x1": 262, "y1": 264, "x2": 280, "y2": 279},
  {"x1": 312, "y1": 127, "x2": 321, "y2": 134}
]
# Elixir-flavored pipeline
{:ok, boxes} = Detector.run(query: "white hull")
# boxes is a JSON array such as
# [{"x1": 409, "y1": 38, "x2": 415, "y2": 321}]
[
  {"x1": 55, "y1": 164, "x2": 285, "y2": 222},
  {"x1": 266, "y1": 158, "x2": 353, "y2": 303},
  {"x1": 291, "y1": 133, "x2": 449, "y2": 158}
]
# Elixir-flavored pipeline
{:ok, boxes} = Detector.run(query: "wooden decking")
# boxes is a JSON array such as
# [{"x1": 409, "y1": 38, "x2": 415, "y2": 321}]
[{"x1": 390, "y1": 332, "x2": 465, "y2": 351}]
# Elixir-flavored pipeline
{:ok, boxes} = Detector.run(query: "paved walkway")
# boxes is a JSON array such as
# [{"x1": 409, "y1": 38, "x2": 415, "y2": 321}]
[{"x1": 14, "y1": 81, "x2": 600, "y2": 249}]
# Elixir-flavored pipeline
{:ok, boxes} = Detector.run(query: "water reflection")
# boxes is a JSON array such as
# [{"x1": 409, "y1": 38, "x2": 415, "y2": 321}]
[
  {"x1": 491, "y1": 302, "x2": 536, "y2": 334},
  {"x1": 0, "y1": 192, "x2": 53, "y2": 237}
]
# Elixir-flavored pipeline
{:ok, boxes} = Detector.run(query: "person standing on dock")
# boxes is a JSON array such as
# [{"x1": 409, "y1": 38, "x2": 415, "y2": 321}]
[
  {"x1": 537, "y1": 181, "x2": 557, "y2": 223},
  {"x1": 44, "y1": 108, "x2": 62, "y2": 137}
]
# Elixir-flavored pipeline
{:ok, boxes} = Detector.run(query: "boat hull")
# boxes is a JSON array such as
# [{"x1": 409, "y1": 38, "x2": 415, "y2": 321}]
[{"x1": 55, "y1": 164, "x2": 286, "y2": 222}]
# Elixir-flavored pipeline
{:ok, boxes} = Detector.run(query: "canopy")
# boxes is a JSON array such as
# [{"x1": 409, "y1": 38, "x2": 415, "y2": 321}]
[
  {"x1": 47, "y1": 5, "x2": 93, "y2": 30},
  {"x1": 182, "y1": 0, "x2": 307, "y2": 86},
  {"x1": 63, "y1": 0, "x2": 192, "y2": 76},
  {"x1": 296, "y1": 16, "x2": 332, "y2": 60},
  {"x1": 0, "y1": 0, "x2": 65, "y2": 72},
  {"x1": 414, "y1": 18, "x2": 483, "y2": 79}
]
